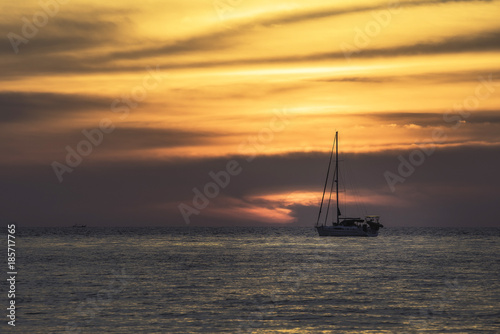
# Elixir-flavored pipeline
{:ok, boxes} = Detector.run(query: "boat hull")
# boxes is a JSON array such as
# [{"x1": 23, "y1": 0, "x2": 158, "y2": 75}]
[{"x1": 316, "y1": 225, "x2": 379, "y2": 237}]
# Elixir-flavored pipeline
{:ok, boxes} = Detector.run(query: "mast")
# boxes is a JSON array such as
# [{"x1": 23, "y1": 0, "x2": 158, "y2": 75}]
[
  {"x1": 335, "y1": 131, "x2": 339, "y2": 225},
  {"x1": 316, "y1": 133, "x2": 336, "y2": 227}
]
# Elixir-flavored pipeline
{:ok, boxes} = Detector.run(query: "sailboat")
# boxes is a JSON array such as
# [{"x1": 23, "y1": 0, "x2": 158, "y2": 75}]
[{"x1": 315, "y1": 131, "x2": 383, "y2": 237}]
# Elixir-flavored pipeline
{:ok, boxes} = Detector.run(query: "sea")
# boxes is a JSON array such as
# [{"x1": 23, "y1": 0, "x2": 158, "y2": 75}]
[{"x1": 1, "y1": 226, "x2": 499, "y2": 333}]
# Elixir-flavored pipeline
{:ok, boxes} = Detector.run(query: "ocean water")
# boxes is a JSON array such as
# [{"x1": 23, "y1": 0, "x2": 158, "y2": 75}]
[{"x1": 2, "y1": 227, "x2": 499, "y2": 333}]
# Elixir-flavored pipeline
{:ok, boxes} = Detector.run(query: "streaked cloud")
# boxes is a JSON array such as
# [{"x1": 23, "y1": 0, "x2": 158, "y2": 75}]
[
  {"x1": 0, "y1": 91, "x2": 110, "y2": 122},
  {"x1": 1, "y1": 0, "x2": 499, "y2": 227}
]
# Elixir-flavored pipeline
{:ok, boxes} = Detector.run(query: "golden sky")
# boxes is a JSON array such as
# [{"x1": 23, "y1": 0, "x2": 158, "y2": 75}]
[{"x1": 1, "y1": 0, "x2": 500, "y2": 226}]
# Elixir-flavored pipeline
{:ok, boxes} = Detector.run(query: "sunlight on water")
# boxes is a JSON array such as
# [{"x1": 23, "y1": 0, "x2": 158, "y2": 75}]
[{"x1": 5, "y1": 227, "x2": 499, "y2": 333}]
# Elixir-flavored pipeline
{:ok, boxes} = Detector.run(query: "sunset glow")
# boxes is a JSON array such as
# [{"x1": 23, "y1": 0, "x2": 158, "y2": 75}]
[{"x1": 1, "y1": 0, "x2": 499, "y2": 227}]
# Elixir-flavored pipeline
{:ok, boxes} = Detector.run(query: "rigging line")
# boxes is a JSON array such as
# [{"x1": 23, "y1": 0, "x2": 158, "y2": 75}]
[
  {"x1": 324, "y1": 168, "x2": 337, "y2": 226},
  {"x1": 315, "y1": 134, "x2": 336, "y2": 226},
  {"x1": 335, "y1": 131, "x2": 339, "y2": 224}
]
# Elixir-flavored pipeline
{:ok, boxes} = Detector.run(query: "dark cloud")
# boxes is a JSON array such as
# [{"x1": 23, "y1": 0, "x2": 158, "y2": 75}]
[
  {"x1": 99, "y1": 30, "x2": 236, "y2": 61},
  {"x1": 252, "y1": 0, "x2": 493, "y2": 28},
  {"x1": 94, "y1": 29, "x2": 497, "y2": 73},
  {"x1": 1, "y1": 0, "x2": 497, "y2": 77},
  {"x1": 312, "y1": 71, "x2": 500, "y2": 85},
  {"x1": 354, "y1": 29, "x2": 500, "y2": 57},
  {"x1": 463, "y1": 112, "x2": 500, "y2": 124},
  {"x1": 177, "y1": 29, "x2": 500, "y2": 68},
  {"x1": 0, "y1": 9, "x2": 130, "y2": 56},
  {"x1": 0, "y1": 8, "x2": 136, "y2": 78},
  {"x1": 363, "y1": 110, "x2": 500, "y2": 127},
  {"x1": 313, "y1": 77, "x2": 386, "y2": 83},
  {"x1": 0, "y1": 91, "x2": 110, "y2": 122},
  {"x1": 0, "y1": 124, "x2": 227, "y2": 165},
  {"x1": 94, "y1": 0, "x2": 495, "y2": 62},
  {"x1": 1, "y1": 146, "x2": 498, "y2": 227},
  {"x1": 90, "y1": 127, "x2": 227, "y2": 150}
]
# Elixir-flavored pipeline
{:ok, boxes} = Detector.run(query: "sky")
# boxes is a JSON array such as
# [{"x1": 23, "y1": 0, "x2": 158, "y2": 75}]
[{"x1": 1, "y1": 0, "x2": 499, "y2": 227}]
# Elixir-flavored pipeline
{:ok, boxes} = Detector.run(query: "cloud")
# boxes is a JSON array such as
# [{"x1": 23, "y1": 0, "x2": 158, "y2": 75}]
[
  {"x1": 98, "y1": 0, "x2": 496, "y2": 63},
  {"x1": 98, "y1": 29, "x2": 237, "y2": 61},
  {"x1": 250, "y1": 0, "x2": 494, "y2": 28},
  {"x1": 0, "y1": 91, "x2": 111, "y2": 122},
  {"x1": 355, "y1": 29, "x2": 500, "y2": 57},
  {"x1": 0, "y1": 7, "x2": 137, "y2": 78},
  {"x1": 0, "y1": 6, "x2": 134, "y2": 55},
  {"x1": 106, "y1": 29, "x2": 499, "y2": 73},
  {"x1": 0, "y1": 123, "x2": 228, "y2": 166},
  {"x1": 313, "y1": 77, "x2": 386, "y2": 83},
  {"x1": 195, "y1": 196, "x2": 294, "y2": 225},
  {"x1": 94, "y1": 127, "x2": 227, "y2": 150},
  {"x1": 1, "y1": 146, "x2": 499, "y2": 227},
  {"x1": 312, "y1": 70, "x2": 500, "y2": 85},
  {"x1": 364, "y1": 110, "x2": 500, "y2": 127},
  {"x1": 2, "y1": 0, "x2": 497, "y2": 77},
  {"x1": 1, "y1": 0, "x2": 499, "y2": 229}
]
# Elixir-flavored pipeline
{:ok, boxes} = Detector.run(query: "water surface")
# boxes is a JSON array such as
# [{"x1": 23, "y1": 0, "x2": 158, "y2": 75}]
[{"x1": 2, "y1": 227, "x2": 499, "y2": 333}]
